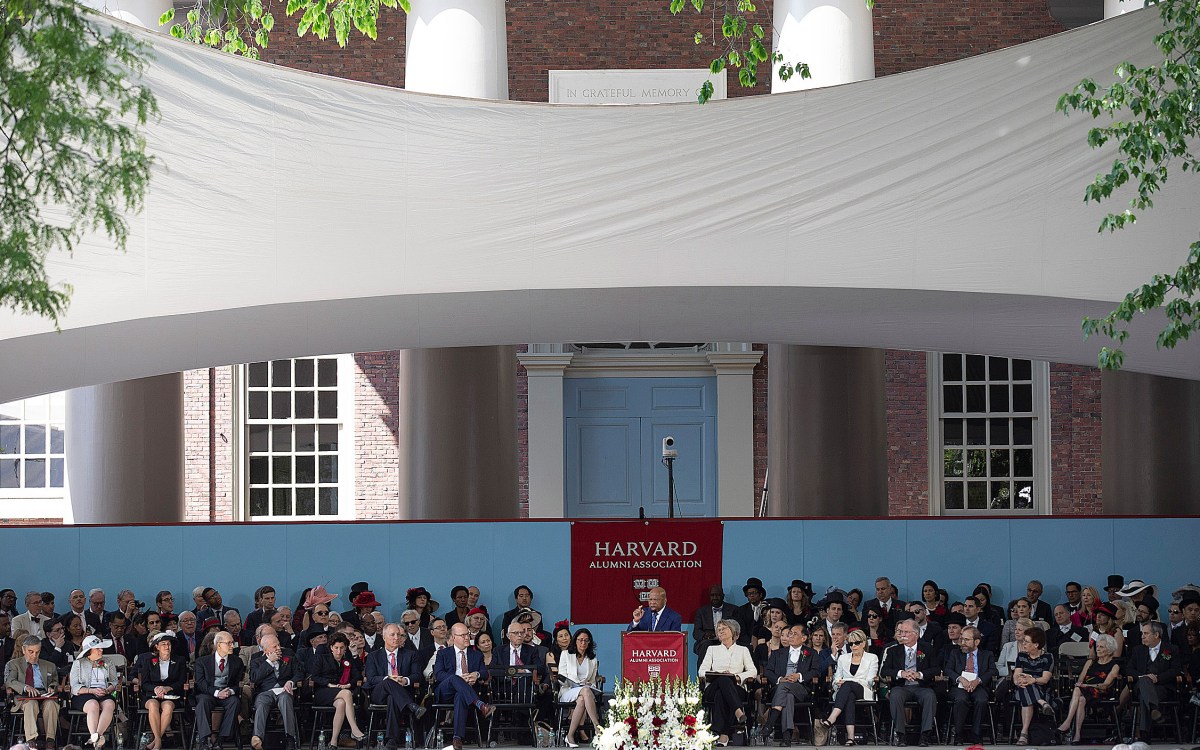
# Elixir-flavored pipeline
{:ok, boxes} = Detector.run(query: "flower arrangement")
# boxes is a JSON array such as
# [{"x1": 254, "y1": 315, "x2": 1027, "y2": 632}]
[{"x1": 594, "y1": 678, "x2": 716, "y2": 750}]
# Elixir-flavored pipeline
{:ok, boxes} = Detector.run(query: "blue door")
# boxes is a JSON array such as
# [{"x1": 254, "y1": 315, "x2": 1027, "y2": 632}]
[{"x1": 564, "y1": 378, "x2": 717, "y2": 518}]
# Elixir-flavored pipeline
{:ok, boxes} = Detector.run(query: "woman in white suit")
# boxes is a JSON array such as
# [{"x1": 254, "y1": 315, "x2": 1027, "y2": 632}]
[
  {"x1": 699, "y1": 619, "x2": 758, "y2": 746},
  {"x1": 557, "y1": 628, "x2": 602, "y2": 747},
  {"x1": 814, "y1": 629, "x2": 879, "y2": 747}
]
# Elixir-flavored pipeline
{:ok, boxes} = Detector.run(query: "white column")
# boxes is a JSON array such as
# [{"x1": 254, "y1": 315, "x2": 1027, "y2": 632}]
[
  {"x1": 405, "y1": 0, "x2": 509, "y2": 99},
  {"x1": 772, "y1": 0, "x2": 874, "y2": 91},
  {"x1": 517, "y1": 346, "x2": 574, "y2": 518},
  {"x1": 79, "y1": 0, "x2": 173, "y2": 30},
  {"x1": 707, "y1": 346, "x2": 763, "y2": 517},
  {"x1": 1103, "y1": 0, "x2": 1138, "y2": 18}
]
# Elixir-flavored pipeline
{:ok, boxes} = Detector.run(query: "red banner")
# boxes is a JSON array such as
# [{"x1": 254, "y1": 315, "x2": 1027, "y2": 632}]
[
  {"x1": 622, "y1": 631, "x2": 687, "y2": 681},
  {"x1": 570, "y1": 520, "x2": 723, "y2": 624}
]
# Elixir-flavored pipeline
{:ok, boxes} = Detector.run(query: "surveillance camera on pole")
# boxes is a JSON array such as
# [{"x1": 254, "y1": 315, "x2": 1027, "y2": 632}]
[
  {"x1": 662, "y1": 436, "x2": 677, "y2": 459},
  {"x1": 661, "y1": 437, "x2": 677, "y2": 518}
]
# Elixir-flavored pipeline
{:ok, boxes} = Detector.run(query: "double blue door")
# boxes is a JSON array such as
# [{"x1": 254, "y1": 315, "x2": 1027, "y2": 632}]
[{"x1": 564, "y1": 377, "x2": 717, "y2": 518}]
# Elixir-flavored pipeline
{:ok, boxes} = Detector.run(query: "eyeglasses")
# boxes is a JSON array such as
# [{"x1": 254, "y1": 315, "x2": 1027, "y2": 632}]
[
  {"x1": 402, "y1": 620, "x2": 419, "y2": 626},
  {"x1": 1169, "y1": 609, "x2": 1182, "y2": 614},
  {"x1": 867, "y1": 613, "x2": 880, "y2": 619},
  {"x1": 314, "y1": 610, "x2": 329, "y2": 616},
  {"x1": 850, "y1": 640, "x2": 866, "y2": 646}
]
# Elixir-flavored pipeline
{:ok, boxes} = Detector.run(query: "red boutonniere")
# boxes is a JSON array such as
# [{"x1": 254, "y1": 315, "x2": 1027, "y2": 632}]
[
  {"x1": 151, "y1": 658, "x2": 158, "y2": 665},
  {"x1": 95, "y1": 659, "x2": 105, "y2": 668},
  {"x1": 802, "y1": 648, "x2": 810, "y2": 656},
  {"x1": 282, "y1": 656, "x2": 290, "y2": 663},
  {"x1": 916, "y1": 651, "x2": 925, "y2": 659},
  {"x1": 1161, "y1": 653, "x2": 1172, "y2": 661}
]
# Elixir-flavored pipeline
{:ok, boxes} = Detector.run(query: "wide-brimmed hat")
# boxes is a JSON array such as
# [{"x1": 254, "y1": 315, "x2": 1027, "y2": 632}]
[
  {"x1": 351, "y1": 591, "x2": 382, "y2": 608},
  {"x1": 304, "y1": 585, "x2": 337, "y2": 609},
  {"x1": 1172, "y1": 583, "x2": 1200, "y2": 600},
  {"x1": 149, "y1": 631, "x2": 174, "y2": 646},
  {"x1": 788, "y1": 580, "x2": 814, "y2": 598},
  {"x1": 406, "y1": 587, "x2": 439, "y2": 612},
  {"x1": 1095, "y1": 602, "x2": 1118, "y2": 619},
  {"x1": 82, "y1": 634, "x2": 113, "y2": 652},
  {"x1": 1116, "y1": 579, "x2": 1152, "y2": 598},
  {"x1": 742, "y1": 577, "x2": 765, "y2": 596},
  {"x1": 764, "y1": 597, "x2": 788, "y2": 613},
  {"x1": 1105, "y1": 575, "x2": 1125, "y2": 592}
]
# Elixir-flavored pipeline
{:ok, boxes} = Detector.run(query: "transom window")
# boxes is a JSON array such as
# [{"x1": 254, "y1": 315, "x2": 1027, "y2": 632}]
[
  {"x1": 930, "y1": 353, "x2": 1049, "y2": 514},
  {"x1": 0, "y1": 394, "x2": 66, "y2": 490},
  {"x1": 243, "y1": 355, "x2": 354, "y2": 520}
]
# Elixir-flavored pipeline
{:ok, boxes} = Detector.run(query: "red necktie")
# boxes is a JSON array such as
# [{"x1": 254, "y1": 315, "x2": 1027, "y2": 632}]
[
  {"x1": 389, "y1": 652, "x2": 397, "y2": 676},
  {"x1": 116, "y1": 639, "x2": 124, "y2": 656},
  {"x1": 459, "y1": 649, "x2": 468, "y2": 674},
  {"x1": 514, "y1": 649, "x2": 523, "y2": 666},
  {"x1": 219, "y1": 657, "x2": 225, "y2": 672},
  {"x1": 966, "y1": 652, "x2": 975, "y2": 673},
  {"x1": 25, "y1": 662, "x2": 34, "y2": 687}
]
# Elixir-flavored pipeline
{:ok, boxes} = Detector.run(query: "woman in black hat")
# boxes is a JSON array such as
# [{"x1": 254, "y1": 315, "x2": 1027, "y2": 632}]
[
  {"x1": 405, "y1": 587, "x2": 437, "y2": 629},
  {"x1": 785, "y1": 580, "x2": 814, "y2": 627}
]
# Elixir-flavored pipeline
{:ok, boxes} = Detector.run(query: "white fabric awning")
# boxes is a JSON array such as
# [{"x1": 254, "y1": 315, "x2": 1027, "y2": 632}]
[{"x1": 1, "y1": 7, "x2": 1197, "y2": 400}]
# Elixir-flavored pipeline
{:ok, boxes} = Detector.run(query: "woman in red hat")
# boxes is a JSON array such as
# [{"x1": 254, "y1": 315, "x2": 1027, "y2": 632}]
[{"x1": 1088, "y1": 602, "x2": 1125, "y2": 660}]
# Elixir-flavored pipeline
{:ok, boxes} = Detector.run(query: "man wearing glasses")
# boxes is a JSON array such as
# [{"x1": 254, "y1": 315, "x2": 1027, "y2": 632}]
[
  {"x1": 944, "y1": 627, "x2": 997, "y2": 744},
  {"x1": 1063, "y1": 582, "x2": 1083, "y2": 615},
  {"x1": 433, "y1": 624, "x2": 495, "y2": 750},
  {"x1": 883, "y1": 621, "x2": 937, "y2": 747},
  {"x1": 1025, "y1": 581, "x2": 1052, "y2": 624}
]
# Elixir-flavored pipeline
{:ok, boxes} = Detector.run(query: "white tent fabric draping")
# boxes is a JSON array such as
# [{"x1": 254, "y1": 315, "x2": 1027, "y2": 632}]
[{"x1": 1, "y1": 7, "x2": 1198, "y2": 401}]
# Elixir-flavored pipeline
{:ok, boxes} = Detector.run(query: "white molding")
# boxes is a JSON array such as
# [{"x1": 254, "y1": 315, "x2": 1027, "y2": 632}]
[
  {"x1": 707, "y1": 349, "x2": 763, "y2": 517},
  {"x1": 564, "y1": 351, "x2": 718, "y2": 378},
  {"x1": 519, "y1": 349, "x2": 574, "y2": 518}
]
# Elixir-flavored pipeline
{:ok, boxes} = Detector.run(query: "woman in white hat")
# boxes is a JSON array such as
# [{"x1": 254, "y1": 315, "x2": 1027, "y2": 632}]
[
  {"x1": 138, "y1": 631, "x2": 186, "y2": 750},
  {"x1": 70, "y1": 634, "x2": 119, "y2": 747}
]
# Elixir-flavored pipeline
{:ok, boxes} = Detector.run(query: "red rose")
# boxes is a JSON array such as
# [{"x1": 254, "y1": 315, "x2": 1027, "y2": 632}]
[
  {"x1": 282, "y1": 656, "x2": 290, "y2": 663},
  {"x1": 625, "y1": 717, "x2": 638, "y2": 729},
  {"x1": 151, "y1": 658, "x2": 158, "y2": 665},
  {"x1": 685, "y1": 729, "x2": 696, "y2": 737},
  {"x1": 683, "y1": 716, "x2": 697, "y2": 727}
]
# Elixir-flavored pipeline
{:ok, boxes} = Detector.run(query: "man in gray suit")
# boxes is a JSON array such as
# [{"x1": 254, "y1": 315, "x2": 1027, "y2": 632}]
[
  {"x1": 4, "y1": 635, "x2": 61, "y2": 749},
  {"x1": 760, "y1": 624, "x2": 820, "y2": 746}
]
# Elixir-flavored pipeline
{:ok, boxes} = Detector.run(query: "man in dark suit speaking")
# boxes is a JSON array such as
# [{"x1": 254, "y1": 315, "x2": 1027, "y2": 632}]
[
  {"x1": 628, "y1": 587, "x2": 682, "y2": 632},
  {"x1": 434, "y1": 624, "x2": 495, "y2": 750}
]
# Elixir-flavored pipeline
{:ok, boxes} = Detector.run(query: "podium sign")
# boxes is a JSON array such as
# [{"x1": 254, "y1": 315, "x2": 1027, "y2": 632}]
[{"x1": 622, "y1": 631, "x2": 687, "y2": 681}]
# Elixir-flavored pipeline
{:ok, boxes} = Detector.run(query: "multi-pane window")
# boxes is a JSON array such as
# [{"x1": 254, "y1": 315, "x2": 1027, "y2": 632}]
[
  {"x1": 932, "y1": 353, "x2": 1048, "y2": 513},
  {"x1": 0, "y1": 394, "x2": 66, "y2": 490},
  {"x1": 244, "y1": 356, "x2": 352, "y2": 519}
]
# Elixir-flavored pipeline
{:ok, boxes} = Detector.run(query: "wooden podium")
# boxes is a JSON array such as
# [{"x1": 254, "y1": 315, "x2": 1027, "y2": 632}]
[{"x1": 621, "y1": 631, "x2": 687, "y2": 681}]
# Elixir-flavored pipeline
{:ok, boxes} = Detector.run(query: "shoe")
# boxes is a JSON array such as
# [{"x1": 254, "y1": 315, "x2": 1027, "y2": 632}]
[
  {"x1": 566, "y1": 742, "x2": 579, "y2": 748},
  {"x1": 918, "y1": 732, "x2": 931, "y2": 747},
  {"x1": 893, "y1": 732, "x2": 907, "y2": 747},
  {"x1": 844, "y1": 741, "x2": 857, "y2": 747},
  {"x1": 1016, "y1": 733, "x2": 1029, "y2": 746},
  {"x1": 1041, "y1": 702, "x2": 1056, "y2": 717},
  {"x1": 411, "y1": 703, "x2": 428, "y2": 721},
  {"x1": 451, "y1": 738, "x2": 463, "y2": 750},
  {"x1": 779, "y1": 738, "x2": 791, "y2": 747},
  {"x1": 96, "y1": 736, "x2": 106, "y2": 750},
  {"x1": 813, "y1": 719, "x2": 831, "y2": 747},
  {"x1": 477, "y1": 704, "x2": 495, "y2": 719},
  {"x1": 736, "y1": 710, "x2": 747, "y2": 726}
]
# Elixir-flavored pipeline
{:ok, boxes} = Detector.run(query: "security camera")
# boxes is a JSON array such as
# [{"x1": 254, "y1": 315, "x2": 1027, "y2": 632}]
[{"x1": 662, "y1": 436, "x2": 678, "y2": 458}]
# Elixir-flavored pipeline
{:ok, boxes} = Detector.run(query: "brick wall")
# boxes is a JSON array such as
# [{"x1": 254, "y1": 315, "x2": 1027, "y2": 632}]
[
  {"x1": 516, "y1": 345, "x2": 529, "y2": 517},
  {"x1": 885, "y1": 349, "x2": 930, "y2": 515},
  {"x1": 354, "y1": 352, "x2": 401, "y2": 520},
  {"x1": 752, "y1": 344, "x2": 768, "y2": 516},
  {"x1": 183, "y1": 367, "x2": 234, "y2": 522},
  {"x1": 1049, "y1": 363, "x2": 1103, "y2": 515}
]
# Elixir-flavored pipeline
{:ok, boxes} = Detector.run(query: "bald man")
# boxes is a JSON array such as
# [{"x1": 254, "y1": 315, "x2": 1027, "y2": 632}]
[{"x1": 628, "y1": 587, "x2": 682, "y2": 632}]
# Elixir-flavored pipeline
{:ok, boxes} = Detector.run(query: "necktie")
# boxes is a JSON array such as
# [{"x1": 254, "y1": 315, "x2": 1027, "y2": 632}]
[
  {"x1": 966, "y1": 652, "x2": 975, "y2": 673},
  {"x1": 514, "y1": 648, "x2": 523, "y2": 666},
  {"x1": 116, "y1": 639, "x2": 124, "y2": 656},
  {"x1": 389, "y1": 651, "x2": 397, "y2": 676},
  {"x1": 219, "y1": 657, "x2": 225, "y2": 673},
  {"x1": 459, "y1": 649, "x2": 468, "y2": 674},
  {"x1": 25, "y1": 662, "x2": 34, "y2": 687},
  {"x1": 651, "y1": 612, "x2": 659, "y2": 630}
]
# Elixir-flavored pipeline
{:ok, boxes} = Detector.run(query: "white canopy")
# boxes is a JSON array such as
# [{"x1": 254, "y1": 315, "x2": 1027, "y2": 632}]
[{"x1": 2, "y1": 7, "x2": 1197, "y2": 401}]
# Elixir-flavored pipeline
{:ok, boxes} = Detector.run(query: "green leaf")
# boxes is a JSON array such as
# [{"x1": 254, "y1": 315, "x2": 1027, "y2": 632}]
[
  {"x1": 709, "y1": 57, "x2": 725, "y2": 74},
  {"x1": 753, "y1": 23, "x2": 764, "y2": 39},
  {"x1": 697, "y1": 79, "x2": 714, "y2": 104},
  {"x1": 262, "y1": 12, "x2": 275, "y2": 30},
  {"x1": 670, "y1": 0, "x2": 684, "y2": 13},
  {"x1": 694, "y1": 31, "x2": 703, "y2": 44},
  {"x1": 691, "y1": 0, "x2": 703, "y2": 10},
  {"x1": 186, "y1": 8, "x2": 199, "y2": 24},
  {"x1": 157, "y1": 7, "x2": 174, "y2": 25}
]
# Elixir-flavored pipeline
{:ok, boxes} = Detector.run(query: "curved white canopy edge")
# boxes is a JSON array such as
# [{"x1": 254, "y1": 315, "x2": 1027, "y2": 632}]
[{"x1": 1, "y1": 7, "x2": 1197, "y2": 401}]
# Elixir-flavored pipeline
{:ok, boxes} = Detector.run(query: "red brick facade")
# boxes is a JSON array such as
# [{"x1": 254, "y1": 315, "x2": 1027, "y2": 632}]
[
  {"x1": 1049, "y1": 363, "x2": 1103, "y2": 515},
  {"x1": 183, "y1": 367, "x2": 234, "y2": 522},
  {"x1": 354, "y1": 352, "x2": 401, "y2": 520},
  {"x1": 885, "y1": 349, "x2": 930, "y2": 516}
]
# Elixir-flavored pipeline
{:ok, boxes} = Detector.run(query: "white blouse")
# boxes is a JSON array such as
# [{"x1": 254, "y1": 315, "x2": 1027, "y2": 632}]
[{"x1": 698, "y1": 643, "x2": 757, "y2": 684}]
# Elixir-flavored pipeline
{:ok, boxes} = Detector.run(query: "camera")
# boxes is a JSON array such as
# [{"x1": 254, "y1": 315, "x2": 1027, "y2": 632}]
[
  {"x1": 132, "y1": 600, "x2": 145, "y2": 609},
  {"x1": 662, "y1": 436, "x2": 677, "y2": 458}
]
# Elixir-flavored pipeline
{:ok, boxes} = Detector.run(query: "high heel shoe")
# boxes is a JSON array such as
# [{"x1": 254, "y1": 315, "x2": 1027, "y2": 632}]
[{"x1": 1016, "y1": 733, "x2": 1029, "y2": 746}]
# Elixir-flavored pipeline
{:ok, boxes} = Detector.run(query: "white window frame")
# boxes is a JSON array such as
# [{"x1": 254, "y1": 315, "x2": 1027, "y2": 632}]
[
  {"x1": 237, "y1": 354, "x2": 356, "y2": 521},
  {"x1": 927, "y1": 352, "x2": 1051, "y2": 515},
  {"x1": 0, "y1": 394, "x2": 71, "y2": 520}
]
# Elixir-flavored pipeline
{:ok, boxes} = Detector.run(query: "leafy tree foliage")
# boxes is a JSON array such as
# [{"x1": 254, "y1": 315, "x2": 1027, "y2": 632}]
[
  {"x1": 1058, "y1": 0, "x2": 1200, "y2": 369},
  {"x1": 0, "y1": 0, "x2": 157, "y2": 323}
]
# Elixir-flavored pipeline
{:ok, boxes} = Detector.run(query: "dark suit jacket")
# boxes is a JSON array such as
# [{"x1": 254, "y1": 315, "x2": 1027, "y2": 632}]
[
  {"x1": 364, "y1": 647, "x2": 421, "y2": 691},
  {"x1": 0, "y1": 636, "x2": 14, "y2": 667},
  {"x1": 963, "y1": 619, "x2": 999, "y2": 654},
  {"x1": 248, "y1": 652, "x2": 300, "y2": 695},
  {"x1": 864, "y1": 599, "x2": 907, "y2": 628},
  {"x1": 880, "y1": 642, "x2": 937, "y2": 687},
  {"x1": 84, "y1": 610, "x2": 112, "y2": 637},
  {"x1": 311, "y1": 652, "x2": 363, "y2": 689},
  {"x1": 1030, "y1": 600, "x2": 1053, "y2": 625},
  {"x1": 628, "y1": 606, "x2": 683, "y2": 632},
  {"x1": 401, "y1": 631, "x2": 433, "y2": 667},
  {"x1": 102, "y1": 634, "x2": 140, "y2": 659},
  {"x1": 136, "y1": 653, "x2": 186, "y2": 699},
  {"x1": 943, "y1": 647, "x2": 998, "y2": 690},
  {"x1": 735, "y1": 602, "x2": 765, "y2": 646},
  {"x1": 500, "y1": 607, "x2": 522, "y2": 635},
  {"x1": 1047, "y1": 624, "x2": 1089, "y2": 654},
  {"x1": 194, "y1": 651, "x2": 246, "y2": 696},
  {"x1": 917, "y1": 622, "x2": 948, "y2": 652},
  {"x1": 494, "y1": 642, "x2": 546, "y2": 678},
  {"x1": 1128, "y1": 642, "x2": 1181, "y2": 683},
  {"x1": 763, "y1": 645, "x2": 820, "y2": 688},
  {"x1": 433, "y1": 645, "x2": 486, "y2": 685},
  {"x1": 172, "y1": 632, "x2": 200, "y2": 663},
  {"x1": 340, "y1": 610, "x2": 363, "y2": 631},
  {"x1": 693, "y1": 604, "x2": 740, "y2": 655}
]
